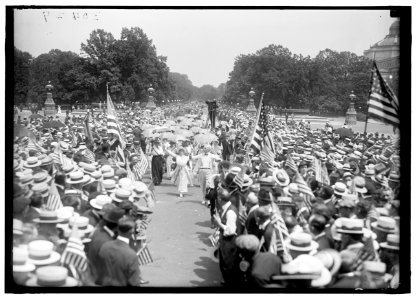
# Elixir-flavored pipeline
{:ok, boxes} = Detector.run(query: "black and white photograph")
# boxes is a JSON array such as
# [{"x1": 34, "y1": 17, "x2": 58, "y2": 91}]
[{"x1": 4, "y1": 4, "x2": 411, "y2": 293}]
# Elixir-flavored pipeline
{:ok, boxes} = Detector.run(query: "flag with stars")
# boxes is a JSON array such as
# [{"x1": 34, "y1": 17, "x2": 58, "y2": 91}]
[
  {"x1": 250, "y1": 94, "x2": 276, "y2": 156},
  {"x1": 368, "y1": 62, "x2": 399, "y2": 127}
]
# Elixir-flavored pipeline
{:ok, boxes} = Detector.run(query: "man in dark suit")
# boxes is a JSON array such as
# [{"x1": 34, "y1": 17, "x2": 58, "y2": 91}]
[
  {"x1": 99, "y1": 216, "x2": 142, "y2": 286},
  {"x1": 22, "y1": 193, "x2": 42, "y2": 223},
  {"x1": 221, "y1": 135, "x2": 233, "y2": 161},
  {"x1": 309, "y1": 213, "x2": 334, "y2": 251},
  {"x1": 88, "y1": 206, "x2": 124, "y2": 285},
  {"x1": 54, "y1": 172, "x2": 66, "y2": 200}
]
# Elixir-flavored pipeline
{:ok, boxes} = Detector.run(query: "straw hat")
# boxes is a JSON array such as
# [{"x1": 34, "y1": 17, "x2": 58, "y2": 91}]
[
  {"x1": 272, "y1": 254, "x2": 332, "y2": 287},
  {"x1": 90, "y1": 195, "x2": 113, "y2": 210},
  {"x1": 132, "y1": 182, "x2": 148, "y2": 198},
  {"x1": 336, "y1": 218, "x2": 365, "y2": 234},
  {"x1": 33, "y1": 210, "x2": 64, "y2": 224},
  {"x1": 23, "y1": 157, "x2": 42, "y2": 169},
  {"x1": 314, "y1": 249, "x2": 342, "y2": 276},
  {"x1": 286, "y1": 232, "x2": 319, "y2": 252},
  {"x1": 27, "y1": 240, "x2": 61, "y2": 266},
  {"x1": 13, "y1": 247, "x2": 36, "y2": 273},
  {"x1": 379, "y1": 234, "x2": 400, "y2": 250},
  {"x1": 26, "y1": 266, "x2": 78, "y2": 287},
  {"x1": 66, "y1": 171, "x2": 90, "y2": 185},
  {"x1": 371, "y1": 216, "x2": 397, "y2": 233},
  {"x1": 110, "y1": 188, "x2": 133, "y2": 203},
  {"x1": 273, "y1": 169, "x2": 290, "y2": 187},
  {"x1": 332, "y1": 182, "x2": 347, "y2": 196}
]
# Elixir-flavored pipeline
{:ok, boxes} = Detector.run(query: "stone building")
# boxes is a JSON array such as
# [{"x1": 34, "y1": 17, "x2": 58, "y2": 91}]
[{"x1": 364, "y1": 19, "x2": 399, "y2": 96}]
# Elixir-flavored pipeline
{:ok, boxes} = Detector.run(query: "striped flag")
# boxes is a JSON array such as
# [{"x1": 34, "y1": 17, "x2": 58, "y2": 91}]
[
  {"x1": 116, "y1": 145, "x2": 126, "y2": 166},
  {"x1": 61, "y1": 225, "x2": 88, "y2": 272},
  {"x1": 27, "y1": 137, "x2": 46, "y2": 155},
  {"x1": 208, "y1": 229, "x2": 220, "y2": 248},
  {"x1": 137, "y1": 148, "x2": 149, "y2": 176},
  {"x1": 285, "y1": 154, "x2": 298, "y2": 173},
  {"x1": 367, "y1": 61, "x2": 399, "y2": 126},
  {"x1": 137, "y1": 244, "x2": 153, "y2": 265},
  {"x1": 260, "y1": 143, "x2": 276, "y2": 168},
  {"x1": 313, "y1": 157, "x2": 330, "y2": 185},
  {"x1": 249, "y1": 93, "x2": 276, "y2": 154},
  {"x1": 71, "y1": 132, "x2": 78, "y2": 148},
  {"x1": 351, "y1": 235, "x2": 378, "y2": 271},
  {"x1": 83, "y1": 148, "x2": 96, "y2": 164},
  {"x1": 45, "y1": 181, "x2": 63, "y2": 211},
  {"x1": 106, "y1": 85, "x2": 126, "y2": 148},
  {"x1": 293, "y1": 172, "x2": 314, "y2": 212}
]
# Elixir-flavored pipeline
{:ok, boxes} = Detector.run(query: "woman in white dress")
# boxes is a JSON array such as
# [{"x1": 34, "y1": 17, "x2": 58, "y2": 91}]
[{"x1": 165, "y1": 147, "x2": 193, "y2": 198}]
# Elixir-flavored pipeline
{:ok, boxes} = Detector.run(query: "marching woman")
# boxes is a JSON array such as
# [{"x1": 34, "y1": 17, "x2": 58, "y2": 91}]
[
  {"x1": 150, "y1": 139, "x2": 165, "y2": 186},
  {"x1": 192, "y1": 145, "x2": 221, "y2": 205},
  {"x1": 164, "y1": 147, "x2": 193, "y2": 198}
]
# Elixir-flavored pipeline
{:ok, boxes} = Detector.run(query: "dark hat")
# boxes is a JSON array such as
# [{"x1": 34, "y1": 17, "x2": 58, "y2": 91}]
[
  {"x1": 103, "y1": 207, "x2": 125, "y2": 224},
  {"x1": 257, "y1": 188, "x2": 272, "y2": 203}
]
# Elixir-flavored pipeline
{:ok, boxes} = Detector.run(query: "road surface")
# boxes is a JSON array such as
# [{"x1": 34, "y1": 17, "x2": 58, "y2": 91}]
[{"x1": 140, "y1": 173, "x2": 222, "y2": 287}]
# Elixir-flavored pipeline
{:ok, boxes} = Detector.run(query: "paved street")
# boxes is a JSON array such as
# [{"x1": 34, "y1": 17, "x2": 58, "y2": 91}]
[{"x1": 140, "y1": 174, "x2": 222, "y2": 287}]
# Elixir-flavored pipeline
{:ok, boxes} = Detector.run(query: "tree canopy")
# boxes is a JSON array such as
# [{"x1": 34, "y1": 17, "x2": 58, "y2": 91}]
[{"x1": 223, "y1": 44, "x2": 373, "y2": 114}]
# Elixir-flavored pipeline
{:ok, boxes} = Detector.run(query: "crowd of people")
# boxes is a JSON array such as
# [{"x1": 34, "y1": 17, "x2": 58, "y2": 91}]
[{"x1": 11, "y1": 99, "x2": 401, "y2": 289}]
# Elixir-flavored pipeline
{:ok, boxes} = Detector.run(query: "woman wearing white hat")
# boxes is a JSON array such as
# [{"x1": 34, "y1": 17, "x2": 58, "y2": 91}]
[{"x1": 164, "y1": 147, "x2": 193, "y2": 198}]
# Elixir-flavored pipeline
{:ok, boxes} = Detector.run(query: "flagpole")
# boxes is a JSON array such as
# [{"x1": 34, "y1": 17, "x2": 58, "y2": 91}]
[{"x1": 364, "y1": 54, "x2": 376, "y2": 143}]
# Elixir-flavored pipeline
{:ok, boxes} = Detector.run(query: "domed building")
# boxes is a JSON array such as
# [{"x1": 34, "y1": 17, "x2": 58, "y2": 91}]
[{"x1": 364, "y1": 19, "x2": 399, "y2": 96}]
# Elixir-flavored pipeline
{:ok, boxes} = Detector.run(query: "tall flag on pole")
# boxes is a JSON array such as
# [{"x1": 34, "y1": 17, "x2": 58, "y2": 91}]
[
  {"x1": 250, "y1": 93, "x2": 276, "y2": 165},
  {"x1": 45, "y1": 181, "x2": 63, "y2": 211},
  {"x1": 367, "y1": 61, "x2": 399, "y2": 127},
  {"x1": 106, "y1": 84, "x2": 126, "y2": 148}
]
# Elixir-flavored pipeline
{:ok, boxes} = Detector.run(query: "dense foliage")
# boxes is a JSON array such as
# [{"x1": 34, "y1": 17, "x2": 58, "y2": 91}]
[{"x1": 223, "y1": 45, "x2": 374, "y2": 114}]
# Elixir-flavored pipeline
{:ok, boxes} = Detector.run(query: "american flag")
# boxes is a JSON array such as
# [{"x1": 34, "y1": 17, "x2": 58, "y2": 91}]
[
  {"x1": 351, "y1": 235, "x2": 378, "y2": 271},
  {"x1": 137, "y1": 244, "x2": 153, "y2": 265},
  {"x1": 260, "y1": 143, "x2": 276, "y2": 168},
  {"x1": 313, "y1": 157, "x2": 330, "y2": 185},
  {"x1": 45, "y1": 181, "x2": 63, "y2": 211},
  {"x1": 106, "y1": 84, "x2": 126, "y2": 148},
  {"x1": 83, "y1": 148, "x2": 96, "y2": 164},
  {"x1": 368, "y1": 61, "x2": 399, "y2": 127},
  {"x1": 208, "y1": 228, "x2": 220, "y2": 248},
  {"x1": 250, "y1": 93, "x2": 276, "y2": 155},
  {"x1": 285, "y1": 154, "x2": 298, "y2": 173},
  {"x1": 71, "y1": 132, "x2": 78, "y2": 148},
  {"x1": 116, "y1": 145, "x2": 126, "y2": 166},
  {"x1": 293, "y1": 172, "x2": 314, "y2": 212},
  {"x1": 27, "y1": 137, "x2": 46, "y2": 155},
  {"x1": 61, "y1": 226, "x2": 88, "y2": 272}
]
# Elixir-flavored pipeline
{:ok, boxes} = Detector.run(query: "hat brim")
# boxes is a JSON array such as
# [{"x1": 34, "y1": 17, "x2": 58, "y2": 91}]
[
  {"x1": 24, "y1": 162, "x2": 42, "y2": 168},
  {"x1": 27, "y1": 251, "x2": 61, "y2": 266},
  {"x1": 63, "y1": 224, "x2": 94, "y2": 235},
  {"x1": 286, "y1": 240, "x2": 319, "y2": 252},
  {"x1": 371, "y1": 222, "x2": 397, "y2": 233},
  {"x1": 13, "y1": 262, "x2": 36, "y2": 273},
  {"x1": 66, "y1": 175, "x2": 90, "y2": 185},
  {"x1": 314, "y1": 249, "x2": 342, "y2": 276},
  {"x1": 379, "y1": 242, "x2": 399, "y2": 250},
  {"x1": 32, "y1": 217, "x2": 65, "y2": 224},
  {"x1": 89, "y1": 199, "x2": 108, "y2": 210},
  {"x1": 110, "y1": 193, "x2": 132, "y2": 203},
  {"x1": 26, "y1": 276, "x2": 78, "y2": 287},
  {"x1": 336, "y1": 228, "x2": 365, "y2": 234}
]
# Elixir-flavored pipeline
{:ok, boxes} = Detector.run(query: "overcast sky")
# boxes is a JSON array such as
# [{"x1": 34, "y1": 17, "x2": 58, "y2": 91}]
[{"x1": 14, "y1": 9, "x2": 395, "y2": 87}]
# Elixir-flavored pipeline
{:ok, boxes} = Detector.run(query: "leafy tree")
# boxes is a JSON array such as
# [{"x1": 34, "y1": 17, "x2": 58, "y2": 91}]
[{"x1": 14, "y1": 47, "x2": 33, "y2": 105}]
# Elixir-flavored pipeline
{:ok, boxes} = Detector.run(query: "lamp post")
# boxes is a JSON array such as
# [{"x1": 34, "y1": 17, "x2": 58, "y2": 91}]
[
  {"x1": 345, "y1": 90, "x2": 357, "y2": 125},
  {"x1": 146, "y1": 84, "x2": 157, "y2": 110},
  {"x1": 44, "y1": 81, "x2": 56, "y2": 117},
  {"x1": 246, "y1": 87, "x2": 257, "y2": 113}
]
